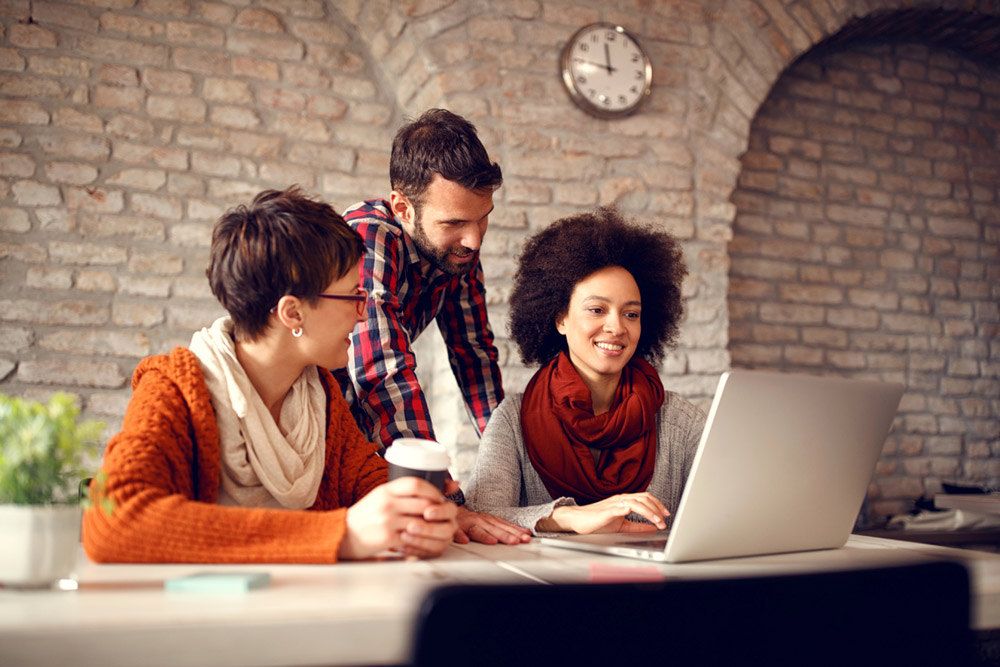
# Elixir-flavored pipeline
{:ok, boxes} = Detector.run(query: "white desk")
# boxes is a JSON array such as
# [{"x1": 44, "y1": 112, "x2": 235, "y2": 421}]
[
  {"x1": 1, "y1": 535, "x2": 997, "y2": 667},
  {"x1": 0, "y1": 547, "x2": 526, "y2": 667}
]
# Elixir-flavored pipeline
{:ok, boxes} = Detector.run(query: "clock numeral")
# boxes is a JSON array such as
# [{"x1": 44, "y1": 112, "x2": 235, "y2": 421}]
[
  {"x1": 605, "y1": 31, "x2": 616, "y2": 42},
  {"x1": 618, "y1": 95, "x2": 627, "y2": 104},
  {"x1": 602, "y1": 97, "x2": 611, "y2": 106},
  {"x1": 579, "y1": 43, "x2": 589, "y2": 52},
  {"x1": 630, "y1": 85, "x2": 638, "y2": 94},
  {"x1": 590, "y1": 33, "x2": 598, "y2": 43},
  {"x1": 588, "y1": 89, "x2": 597, "y2": 98},
  {"x1": 635, "y1": 70, "x2": 644, "y2": 80},
  {"x1": 577, "y1": 75, "x2": 587, "y2": 85},
  {"x1": 631, "y1": 53, "x2": 640, "y2": 63}
]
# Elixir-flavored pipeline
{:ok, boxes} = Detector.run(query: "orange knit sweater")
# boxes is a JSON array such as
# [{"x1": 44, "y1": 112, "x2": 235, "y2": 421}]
[{"x1": 82, "y1": 347, "x2": 388, "y2": 564}]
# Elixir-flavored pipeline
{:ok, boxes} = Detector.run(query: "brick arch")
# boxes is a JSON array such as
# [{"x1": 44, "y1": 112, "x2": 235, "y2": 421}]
[
  {"x1": 726, "y1": 7, "x2": 1000, "y2": 522},
  {"x1": 311, "y1": 0, "x2": 513, "y2": 207},
  {"x1": 335, "y1": 0, "x2": 1000, "y2": 234},
  {"x1": 331, "y1": 0, "x2": 539, "y2": 120},
  {"x1": 694, "y1": 0, "x2": 1000, "y2": 233}
]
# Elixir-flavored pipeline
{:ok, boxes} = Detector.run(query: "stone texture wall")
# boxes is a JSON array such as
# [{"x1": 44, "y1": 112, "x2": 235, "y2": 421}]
[
  {"x1": 0, "y1": 0, "x2": 393, "y2": 429},
  {"x1": 729, "y1": 41, "x2": 1000, "y2": 522},
  {"x1": 0, "y1": 0, "x2": 995, "y2": 512}
]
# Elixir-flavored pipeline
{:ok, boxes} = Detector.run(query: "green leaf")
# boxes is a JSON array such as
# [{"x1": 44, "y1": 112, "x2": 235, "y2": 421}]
[{"x1": 0, "y1": 393, "x2": 105, "y2": 506}]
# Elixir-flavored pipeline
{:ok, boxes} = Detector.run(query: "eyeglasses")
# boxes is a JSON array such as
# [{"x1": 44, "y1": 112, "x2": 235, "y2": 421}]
[{"x1": 316, "y1": 288, "x2": 369, "y2": 313}]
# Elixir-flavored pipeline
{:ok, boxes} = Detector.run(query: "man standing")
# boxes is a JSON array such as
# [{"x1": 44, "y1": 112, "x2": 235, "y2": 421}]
[{"x1": 340, "y1": 109, "x2": 530, "y2": 545}]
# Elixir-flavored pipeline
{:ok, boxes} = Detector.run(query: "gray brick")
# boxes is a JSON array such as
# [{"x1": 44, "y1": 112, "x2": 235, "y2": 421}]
[{"x1": 18, "y1": 359, "x2": 127, "y2": 389}]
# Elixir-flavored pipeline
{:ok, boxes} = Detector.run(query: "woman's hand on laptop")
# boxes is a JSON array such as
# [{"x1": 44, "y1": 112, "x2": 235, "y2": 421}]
[{"x1": 536, "y1": 493, "x2": 669, "y2": 534}]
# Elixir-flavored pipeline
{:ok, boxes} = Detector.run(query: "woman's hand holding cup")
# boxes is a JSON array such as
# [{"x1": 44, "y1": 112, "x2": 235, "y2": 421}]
[{"x1": 339, "y1": 439, "x2": 457, "y2": 560}]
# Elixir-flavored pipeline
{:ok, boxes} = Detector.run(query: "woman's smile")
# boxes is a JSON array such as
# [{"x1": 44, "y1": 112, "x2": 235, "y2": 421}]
[{"x1": 595, "y1": 340, "x2": 625, "y2": 354}]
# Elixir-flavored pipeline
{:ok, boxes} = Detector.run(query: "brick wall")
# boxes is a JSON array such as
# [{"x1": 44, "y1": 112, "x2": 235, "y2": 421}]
[
  {"x1": 0, "y1": 0, "x2": 393, "y2": 440},
  {"x1": 729, "y1": 41, "x2": 1000, "y2": 522},
  {"x1": 0, "y1": 0, "x2": 736, "y2": 485},
  {"x1": 1, "y1": 0, "x2": 996, "y2": 499}
]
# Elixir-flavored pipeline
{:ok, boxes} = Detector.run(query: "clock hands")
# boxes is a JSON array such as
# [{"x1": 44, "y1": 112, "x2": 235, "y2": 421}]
[
  {"x1": 603, "y1": 43, "x2": 614, "y2": 75},
  {"x1": 572, "y1": 53, "x2": 617, "y2": 74}
]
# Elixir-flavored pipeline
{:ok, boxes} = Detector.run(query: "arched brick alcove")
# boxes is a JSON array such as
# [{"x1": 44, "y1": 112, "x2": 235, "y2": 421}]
[{"x1": 728, "y1": 9, "x2": 1000, "y2": 523}]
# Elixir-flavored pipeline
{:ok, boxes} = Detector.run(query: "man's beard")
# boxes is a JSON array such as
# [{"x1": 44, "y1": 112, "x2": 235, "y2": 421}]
[{"x1": 411, "y1": 214, "x2": 477, "y2": 276}]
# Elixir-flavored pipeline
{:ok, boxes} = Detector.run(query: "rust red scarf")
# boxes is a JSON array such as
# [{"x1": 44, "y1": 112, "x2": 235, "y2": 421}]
[{"x1": 521, "y1": 351, "x2": 664, "y2": 505}]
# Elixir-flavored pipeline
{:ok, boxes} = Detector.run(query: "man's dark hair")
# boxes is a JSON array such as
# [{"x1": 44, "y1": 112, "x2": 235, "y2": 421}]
[
  {"x1": 390, "y1": 108, "x2": 503, "y2": 203},
  {"x1": 509, "y1": 207, "x2": 688, "y2": 367},
  {"x1": 207, "y1": 186, "x2": 364, "y2": 342}
]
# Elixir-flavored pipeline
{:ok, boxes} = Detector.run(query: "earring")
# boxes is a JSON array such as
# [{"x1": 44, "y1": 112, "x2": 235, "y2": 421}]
[{"x1": 292, "y1": 327, "x2": 303, "y2": 338}]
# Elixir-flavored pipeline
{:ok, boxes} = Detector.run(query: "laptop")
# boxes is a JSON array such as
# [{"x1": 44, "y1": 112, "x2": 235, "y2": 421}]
[{"x1": 539, "y1": 370, "x2": 905, "y2": 563}]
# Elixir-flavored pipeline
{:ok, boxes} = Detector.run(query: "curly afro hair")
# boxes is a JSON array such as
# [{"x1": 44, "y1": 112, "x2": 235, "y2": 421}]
[{"x1": 509, "y1": 207, "x2": 687, "y2": 367}]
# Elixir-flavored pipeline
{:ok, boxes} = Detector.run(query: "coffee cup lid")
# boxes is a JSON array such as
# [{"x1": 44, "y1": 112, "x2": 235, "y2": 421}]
[{"x1": 384, "y1": 438, "x2": 450, "y2": 470}]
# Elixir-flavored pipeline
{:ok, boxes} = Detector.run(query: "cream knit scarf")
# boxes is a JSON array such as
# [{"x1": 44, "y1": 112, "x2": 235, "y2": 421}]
[{"x1": 189, "y1": 316, "x2": 326, "y2": 510}]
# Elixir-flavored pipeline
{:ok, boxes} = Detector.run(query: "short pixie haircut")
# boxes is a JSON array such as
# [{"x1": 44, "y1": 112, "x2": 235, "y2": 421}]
[
  {"x1": 390, "y1": 108, "x2": 503, "y2": 205},
  {"x1": 207, "y1": 186, "x2": 364, "y2": 341},
  {"x1": 509, "y1": 207, "x2": 687, "y2": 367}
]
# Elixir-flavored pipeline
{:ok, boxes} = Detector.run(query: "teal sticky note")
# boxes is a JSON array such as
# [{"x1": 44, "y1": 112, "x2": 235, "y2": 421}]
[{"x1": 165, "y1": 572, "x2": 270, "y2": 593}]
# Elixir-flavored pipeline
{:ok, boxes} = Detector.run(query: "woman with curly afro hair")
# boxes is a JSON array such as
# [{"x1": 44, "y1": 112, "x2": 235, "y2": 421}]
[{"x1": 466, "y1": 208, "x2": 706, "y2": 534}]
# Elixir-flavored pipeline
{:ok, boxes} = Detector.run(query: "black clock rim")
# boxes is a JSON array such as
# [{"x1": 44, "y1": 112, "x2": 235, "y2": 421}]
[{"x1": 560, "y1": 22, "x2": 653, "y2": 119}]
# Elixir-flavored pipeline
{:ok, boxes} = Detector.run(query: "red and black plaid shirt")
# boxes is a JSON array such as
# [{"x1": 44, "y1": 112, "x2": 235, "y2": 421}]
[{"x1": 336, "y1": 199, "x2": 503, "y2": 449}]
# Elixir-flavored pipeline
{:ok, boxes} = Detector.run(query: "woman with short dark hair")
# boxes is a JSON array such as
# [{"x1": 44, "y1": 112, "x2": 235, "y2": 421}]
[
  {"x1": 84, "y1": 186, "x2": 458, "y2": 563},
  {"x1": 466, "y1": 208, "x2": 706, "y2": 534}
]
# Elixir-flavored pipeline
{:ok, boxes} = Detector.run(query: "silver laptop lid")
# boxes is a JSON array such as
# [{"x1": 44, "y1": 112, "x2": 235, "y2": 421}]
[{"x1": 663, "y1": 370, "x2": 904, "y2": 563}]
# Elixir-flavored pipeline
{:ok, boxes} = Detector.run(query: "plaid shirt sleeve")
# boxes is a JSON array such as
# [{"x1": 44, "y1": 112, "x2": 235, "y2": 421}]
[
  {"x1": 436, "y1": 262, "x2": 504, "y2": 437},
  {"x1": 345, "y1": 203, "x2": 437, "y2": 449}
]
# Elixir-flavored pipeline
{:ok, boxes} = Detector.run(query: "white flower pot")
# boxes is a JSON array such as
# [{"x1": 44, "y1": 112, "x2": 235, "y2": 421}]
[{"x1": 0, "y1": 504, "x2": 81, "y2": 587}]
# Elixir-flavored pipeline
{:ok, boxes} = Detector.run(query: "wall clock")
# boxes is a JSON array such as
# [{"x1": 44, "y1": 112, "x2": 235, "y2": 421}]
[{"x1": 560, "y1": 23, "x2": 652, "y2": 119}]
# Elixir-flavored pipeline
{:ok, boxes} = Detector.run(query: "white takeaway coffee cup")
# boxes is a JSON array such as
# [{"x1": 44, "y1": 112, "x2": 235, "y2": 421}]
[{"x1": 384, "y1": 438, "x2": 450, "y2": 492}]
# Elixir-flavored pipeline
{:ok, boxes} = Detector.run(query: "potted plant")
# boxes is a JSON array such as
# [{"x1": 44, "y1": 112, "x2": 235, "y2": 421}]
[{"x1": 0, "y1": 392, "x2": 105, "y2": 587}]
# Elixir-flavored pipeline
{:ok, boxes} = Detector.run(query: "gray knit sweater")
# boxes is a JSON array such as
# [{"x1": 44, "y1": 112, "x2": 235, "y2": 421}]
[{"x1": 465, "y1": 391, "x2": 706, "y2": 533}]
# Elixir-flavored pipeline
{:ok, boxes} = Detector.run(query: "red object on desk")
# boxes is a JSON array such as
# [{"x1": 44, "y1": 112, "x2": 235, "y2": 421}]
[{"x1": 588, "y1": 562, "x2": 665, "y2": 583}]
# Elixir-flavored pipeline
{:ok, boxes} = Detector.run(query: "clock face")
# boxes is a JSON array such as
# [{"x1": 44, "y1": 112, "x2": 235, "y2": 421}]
[{"x1": 561, "y1": 23, "x2": 652, "y2": 119}]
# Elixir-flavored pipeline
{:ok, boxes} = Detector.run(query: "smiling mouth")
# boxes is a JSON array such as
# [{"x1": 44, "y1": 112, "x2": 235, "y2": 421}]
[{"x1": 595, "y1": 342, "x2": 624, "y2": 351}]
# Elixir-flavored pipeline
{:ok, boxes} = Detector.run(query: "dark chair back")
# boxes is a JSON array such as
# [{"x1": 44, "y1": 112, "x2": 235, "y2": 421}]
[{"x1": 412, "y1": 560, "x2": 972, "y2": 667}]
